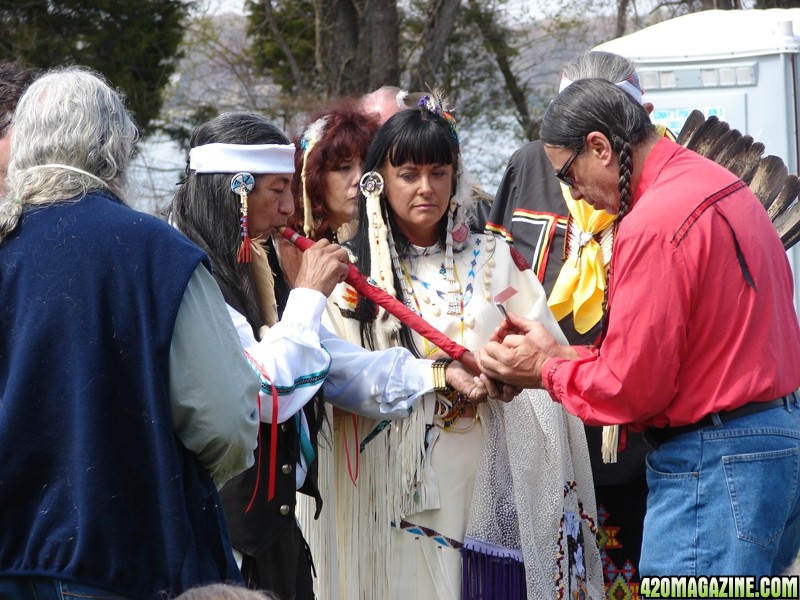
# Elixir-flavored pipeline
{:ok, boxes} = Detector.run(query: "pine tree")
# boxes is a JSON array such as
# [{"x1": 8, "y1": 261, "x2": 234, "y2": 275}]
[{"x1": 0, "y1": 0, "x2": 190, "y2": 136}]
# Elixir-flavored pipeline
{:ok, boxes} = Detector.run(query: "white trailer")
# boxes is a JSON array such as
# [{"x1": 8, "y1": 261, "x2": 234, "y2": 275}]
[{"x1": 596, "y1": 8, "x2": 800, "y2": 312}]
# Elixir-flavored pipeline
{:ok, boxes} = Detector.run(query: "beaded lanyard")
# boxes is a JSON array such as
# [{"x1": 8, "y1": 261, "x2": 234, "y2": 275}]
[{"x1": 231, "y1": 172, "x2": 256, "y2": 263}]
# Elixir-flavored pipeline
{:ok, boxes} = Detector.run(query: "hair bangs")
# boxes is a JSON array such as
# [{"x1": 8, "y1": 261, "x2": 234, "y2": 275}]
[{"x1": 387, "y1": 116, "x2": 456, "y2": 168}]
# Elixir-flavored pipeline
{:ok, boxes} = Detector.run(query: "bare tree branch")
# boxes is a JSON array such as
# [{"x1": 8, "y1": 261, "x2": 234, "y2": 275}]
[
  {"x1": 410, "y1": 0, "x2": 461, "y2": 90},
  {"x1": 467, "y1": 0, "x2": 537, "y2": 140},
  {"x1": 616, "y1": 0, "x2": 631, "y2": 37}
]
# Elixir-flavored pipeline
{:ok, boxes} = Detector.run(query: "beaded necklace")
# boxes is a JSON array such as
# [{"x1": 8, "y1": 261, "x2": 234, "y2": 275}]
[{"x1": 398, "y1": 239, "x2": 491, "y2": 358}]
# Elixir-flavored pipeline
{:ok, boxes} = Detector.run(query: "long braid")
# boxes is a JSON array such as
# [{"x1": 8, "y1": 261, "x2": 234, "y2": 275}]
[
  {"x1": 599, "y1": 135, "x2": 634, "y2": 340},
  {"x1": 541, "y1": 78, "x2": 654, "y2": 464},
  {"x1": 615, "y1": 136, "x2": 634, "y2": 220}
]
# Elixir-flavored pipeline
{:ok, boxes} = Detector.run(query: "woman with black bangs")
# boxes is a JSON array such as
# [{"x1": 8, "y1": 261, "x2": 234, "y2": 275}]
[{"x1": 316, "y1": 100, "x2": 603, "y2": 600}]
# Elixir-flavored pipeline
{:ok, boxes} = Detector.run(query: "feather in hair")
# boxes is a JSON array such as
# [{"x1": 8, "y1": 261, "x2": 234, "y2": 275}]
[{"x1": 299, "y1": 116, "x2": 330, "y2": 238}]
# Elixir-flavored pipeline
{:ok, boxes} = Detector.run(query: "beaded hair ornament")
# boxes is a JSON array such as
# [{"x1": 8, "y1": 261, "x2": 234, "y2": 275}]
[
  {"x1": 231, "y1": 171, "x2": 256, "y2": 263},
  {"x1": 299, "y1": 116, "x2": 330, "y2": 238},
  {"x1": 360, "y1": 171, "x2": 396, "y2": 297},
  {"x1": 362, "y1": 89, "x2": 471, "y2": 316},
  {"x1": 417, "y1": 89, "x2": 459, "y2": 144}
]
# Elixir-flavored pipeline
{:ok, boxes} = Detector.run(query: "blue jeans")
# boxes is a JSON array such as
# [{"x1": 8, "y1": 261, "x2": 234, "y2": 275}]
[
  {"x1": 0, "y1": 577, "x2": 128, "y2": 600},
  {"x1": 640, "y1": 394, "x2": 800, "y2": 576}
]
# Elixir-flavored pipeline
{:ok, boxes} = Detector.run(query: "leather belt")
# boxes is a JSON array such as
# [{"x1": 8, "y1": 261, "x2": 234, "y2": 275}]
[{"x1": 644, "y1": 394, "x2": 794, "y2": 449}]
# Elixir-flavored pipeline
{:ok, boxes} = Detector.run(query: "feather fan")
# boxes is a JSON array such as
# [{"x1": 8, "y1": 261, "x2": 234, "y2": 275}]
[{"x1": 677, "y1": 109, "x2": 800, "y2": 250}]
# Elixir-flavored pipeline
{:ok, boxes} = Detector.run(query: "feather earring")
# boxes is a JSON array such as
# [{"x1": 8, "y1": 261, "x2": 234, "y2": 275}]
[{"x1": 231, "y1": 172, "x2": 255, "y2": 263}]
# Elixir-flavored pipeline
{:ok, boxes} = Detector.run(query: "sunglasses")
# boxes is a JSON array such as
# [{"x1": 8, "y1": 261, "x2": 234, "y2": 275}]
[{"x1": 555, "y1": 148, "x2": 581, "y2": 188}]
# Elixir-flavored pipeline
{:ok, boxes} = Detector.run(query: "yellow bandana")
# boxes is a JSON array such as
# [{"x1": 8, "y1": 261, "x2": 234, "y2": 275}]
[{"x1": 547, "y1": 189, "x2": 616, "y2": 333}]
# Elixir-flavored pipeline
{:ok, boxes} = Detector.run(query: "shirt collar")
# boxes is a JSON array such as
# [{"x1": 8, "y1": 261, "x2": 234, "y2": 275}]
[{"x1": 634, "y1": 136, "x2": 681, "y2": 207}]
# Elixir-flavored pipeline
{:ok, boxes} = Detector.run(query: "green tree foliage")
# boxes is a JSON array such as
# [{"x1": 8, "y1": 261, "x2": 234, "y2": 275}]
[
  {"x1": 247, "y1": 0, "x2": 398, "y2": 99},
  {"x1": 246, "y1": 0, "x2": 316, "y2": 95},
  {"x1": 0, "y1": 0, "x2": 191, "y2": 136}
]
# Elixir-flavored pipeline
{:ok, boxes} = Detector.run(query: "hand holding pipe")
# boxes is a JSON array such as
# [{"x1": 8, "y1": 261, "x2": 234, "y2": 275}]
[{"x1": 279, "y1": 227, "x2": 480, "y2": 376}]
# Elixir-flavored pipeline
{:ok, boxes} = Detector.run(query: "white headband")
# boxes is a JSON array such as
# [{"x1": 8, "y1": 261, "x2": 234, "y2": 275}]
[
  {"x1": 189, "y1": 142, "x2": 296, "y2": 174},
  {"x1": 559, "y1": 76, "x2": 644, "y2": 105}
]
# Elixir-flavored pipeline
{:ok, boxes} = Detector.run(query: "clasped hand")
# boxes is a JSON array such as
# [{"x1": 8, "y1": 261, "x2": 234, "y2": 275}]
[
  {"x1": 442, "y1": 359, "x2": 518, "y2": 403},
  {"x1": 294, "y1": 239, "x2": 350, "y2": 297},
  {"x1": 477, "y1": 312, "x2": 568, "y2": 389}
]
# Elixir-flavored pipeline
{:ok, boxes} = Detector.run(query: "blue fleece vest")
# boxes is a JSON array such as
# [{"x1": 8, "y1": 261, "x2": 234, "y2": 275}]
[{"x1": 0, "y1": 192, "x2": 240, "y2": 599}]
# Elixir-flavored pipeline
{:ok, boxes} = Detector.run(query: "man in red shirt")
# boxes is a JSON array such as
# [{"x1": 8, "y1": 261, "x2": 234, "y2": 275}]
[{"x1": 478, "y1": 77, "x2": 800, "y2": 576}]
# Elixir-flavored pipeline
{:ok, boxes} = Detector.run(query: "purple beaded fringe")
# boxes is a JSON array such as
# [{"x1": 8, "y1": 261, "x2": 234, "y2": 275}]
[{"x1": 461, "y1": 537, "x2": 526, "y2": 600}]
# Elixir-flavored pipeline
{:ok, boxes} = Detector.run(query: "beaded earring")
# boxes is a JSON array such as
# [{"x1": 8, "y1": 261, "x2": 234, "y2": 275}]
[
  {"x1": 231, "y1": 171, "x2": 255, "y2": 263},
  {"x1": 361, "y1": 171, "x2": 396, "y2": 297}
]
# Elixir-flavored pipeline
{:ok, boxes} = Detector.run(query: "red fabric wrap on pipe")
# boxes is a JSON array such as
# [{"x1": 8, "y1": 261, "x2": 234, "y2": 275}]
[{"x1": 279, "y1": 227, "x2": 479, "y2": 375}]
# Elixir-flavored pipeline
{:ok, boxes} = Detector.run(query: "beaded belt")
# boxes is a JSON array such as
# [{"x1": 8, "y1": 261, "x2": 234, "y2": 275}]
[{"x1": 644, "y1": 392, "x2": 796, "y2": 449}]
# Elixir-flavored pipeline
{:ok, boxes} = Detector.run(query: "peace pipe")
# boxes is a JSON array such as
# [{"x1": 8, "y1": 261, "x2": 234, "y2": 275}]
[{"x1": 279, "y1": 226, "x2": 480, "y2": 376}]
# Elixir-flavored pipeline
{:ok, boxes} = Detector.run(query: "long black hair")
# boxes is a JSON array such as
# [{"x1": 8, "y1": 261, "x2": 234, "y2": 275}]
[
  {"x1": 349, "y1": 106, "x2": 460, "y2": 354},
  {"x1": 169, "y1": 112, "x2": 290, "y2": 333}
]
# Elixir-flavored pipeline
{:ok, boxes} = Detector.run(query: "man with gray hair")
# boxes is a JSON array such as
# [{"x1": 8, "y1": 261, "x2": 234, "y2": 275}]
[
  {"x1": 0, "y1": 66, "x2": 260, "y2": 599},
  {"x1": 360, "y1": 84, "x2": 406, "y2": 125}
]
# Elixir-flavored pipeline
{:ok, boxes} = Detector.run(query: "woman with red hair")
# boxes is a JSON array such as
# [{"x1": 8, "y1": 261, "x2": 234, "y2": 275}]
[
  {"x1": 289, "y1": 97, "x2": 379, "y2": 243},
  {"x1": 277, "y1": 98, "x2": 379, "y2": 292}
]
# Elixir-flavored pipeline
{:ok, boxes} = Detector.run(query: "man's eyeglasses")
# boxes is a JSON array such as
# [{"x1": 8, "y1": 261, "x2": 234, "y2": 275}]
[{"x1": 555, "y1": 148, "x2": 581, "y2": 188}]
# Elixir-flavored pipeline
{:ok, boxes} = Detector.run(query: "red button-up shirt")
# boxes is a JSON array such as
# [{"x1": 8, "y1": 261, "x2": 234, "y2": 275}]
[{"x1": 543, "y1": 138, "x2": 800, "y2": 429}]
